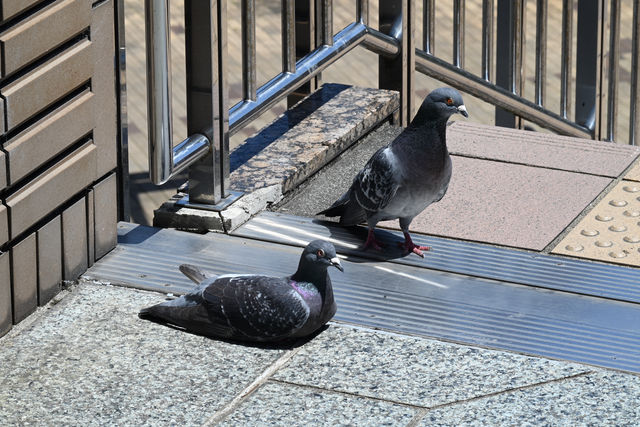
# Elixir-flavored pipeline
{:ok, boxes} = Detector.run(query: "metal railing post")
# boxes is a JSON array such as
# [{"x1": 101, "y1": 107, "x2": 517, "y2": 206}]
[
  {"x1": 604, "y1": 0, "x2": 620, "y2": 142},
  {"x1": 379, "y1": 0, "x2": 414, "y2": 126},
  {"x1": 146, "y1": 0, "x2": 238, "y2": 209},
  {"x1": 631, "y1": 0, "x2": 640, "y2": 145},
  {"x1": 575, "y1": 0, "x2": 604, "y2": 137},
  {"x1": 181, "y1": 0, "x2": 236, "y2": 207},
  {"x1": 495, "y1": 0, "x2": 524, "y2": 129},
  {"x1": 287, "y1": 0, "x2": 320, "y2": 108}
]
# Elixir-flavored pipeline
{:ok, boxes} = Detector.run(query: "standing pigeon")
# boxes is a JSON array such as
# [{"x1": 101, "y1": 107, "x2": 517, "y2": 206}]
[
  {"x1": 138, "y1": 240, "x2": 342, "y2": 342},
  {"x1": 318, "y1": 87, "x2": 468, "y2": 257}
]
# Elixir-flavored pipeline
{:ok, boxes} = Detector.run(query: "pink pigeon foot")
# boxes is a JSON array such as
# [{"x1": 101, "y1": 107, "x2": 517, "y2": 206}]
[
  {"x1": 400, "y1": 232, "x2": 431, "y2": 257},
  {"x1": 362, "y1": 228, "x2": 384, "y2": 251}
]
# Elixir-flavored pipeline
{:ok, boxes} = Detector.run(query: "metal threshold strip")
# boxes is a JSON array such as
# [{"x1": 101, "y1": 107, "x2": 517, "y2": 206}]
[
  {"x1": 234, "y1": 212, "x2": 640, "y2": 305},
  {"x1": 87, "y1": 220, "x2": 640, "y2": 373}
]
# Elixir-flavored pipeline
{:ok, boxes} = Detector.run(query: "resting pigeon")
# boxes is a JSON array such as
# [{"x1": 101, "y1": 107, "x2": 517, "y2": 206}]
[
  {"x1": 318, "y1": 87, "x2": 468, "y2": 257},
  {"x1": 138, "y1": 240, "x2": 342, "y2": 342}
]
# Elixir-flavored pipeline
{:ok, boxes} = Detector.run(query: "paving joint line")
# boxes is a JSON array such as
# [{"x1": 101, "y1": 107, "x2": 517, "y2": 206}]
[
  {"x1": 201, "y1": 344, "x2": 305, "y2": 426},
  {"x1": 413, "y1": 371, "x2": 594, "y2": 417},
  {"x1": 450, "y1": 152, "x2": 631, "y2": 179},
  {"x1": 268, "y1": 370, "x2": 595, "y2": 419},
  {"x1": 267, "y1": 377, "x2": 426, "y2": 410}
]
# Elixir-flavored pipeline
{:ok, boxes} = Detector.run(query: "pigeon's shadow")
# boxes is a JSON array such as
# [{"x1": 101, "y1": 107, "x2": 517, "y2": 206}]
[
  {"x1": 313, "y1": 219, "x2": 415, "y2": 263},
  {"x1": 141, "y1": 316, "x2": 329, "y2": 350}
]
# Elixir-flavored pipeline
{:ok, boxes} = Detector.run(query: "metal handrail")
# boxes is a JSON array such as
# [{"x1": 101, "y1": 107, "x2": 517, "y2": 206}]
[
  {"x1": 144, "y1": 0, "x2": 209, "y2": 185},
  {"x1": 144, "y1": 0, "x2": 640, "y2": 208}
]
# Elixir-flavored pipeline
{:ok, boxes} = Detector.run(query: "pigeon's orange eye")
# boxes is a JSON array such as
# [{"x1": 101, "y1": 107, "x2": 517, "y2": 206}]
[
  {"x1": 317, "y1": 249, "x2": 325, "y2": 258},
  {"x1": 446, "y1": 98, "x2": 454, "y2": 105}
]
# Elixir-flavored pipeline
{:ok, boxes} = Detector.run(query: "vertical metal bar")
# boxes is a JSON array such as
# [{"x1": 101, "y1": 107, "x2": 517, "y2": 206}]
[
  {"x1": 453, "y1": 0, "x2": 465, "y2": 68},
  {"x1": 423, "y1": 0, "x2": 435, "y2": 54},
  {"x1": 218, "y1": 0, "x2": 230, "y2": 197},
  {"x1": 481, "y1": 0, "x2": 493, "y2": 81},
  {"x1": 560, "y1": 0, "x2": 573, "y2": 118},
  {"x1": 575, "y1": 0, "x2": 603, "y2": 136},
  {"x1": 145, "y1": 0, "x2": 172, "y2": 184},
  {"x1": 357, "y1": 0, "x2": 368, "y2": 25},
  {"x1": 185, "y1": 0, "x2": 220, "y2": 203},
  {"x1": 630, "y1": 0, "x2": 640, "y2": 145},
  {"x1": 115, "y1": 0, "x2": 130, "y2": 220},
  {"x1": 286, "y1": 0, "x2": 319, "y2": 108},
  {"x1": 322, "y1": 0, "x2": 333, "y2": 46},
  {"x1": 495, "y1": 0, "x2": 524, "y2": 128},
  {"x1": 534, "y1": 0, "x2": 547, "y2": 106},
  {"x1": 241, "y1": 0, "x2": 256, "y2": 101},
  {"x1": 282, "y1": 0, "x2": 296, "y2": 73},
  {"x1": 605, "y1": 0, "x2": 620, "y2": 142},
  {"x1": 379, "y1": 0, "x2": 414, "y2": 126}
]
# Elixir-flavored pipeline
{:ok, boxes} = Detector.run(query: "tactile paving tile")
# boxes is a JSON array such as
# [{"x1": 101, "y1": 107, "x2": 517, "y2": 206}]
[
  {"x1": 624, "y1": 159, "x2": 640, "y2": 182},
  {"x1": 552, "y1": 181, "x2": 640, "y2": 266}
]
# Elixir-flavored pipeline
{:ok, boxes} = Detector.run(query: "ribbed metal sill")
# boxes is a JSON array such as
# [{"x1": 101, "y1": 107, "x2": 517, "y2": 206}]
[{"x1": 86, "y1": 221, "x2": 640, "y2": 373}]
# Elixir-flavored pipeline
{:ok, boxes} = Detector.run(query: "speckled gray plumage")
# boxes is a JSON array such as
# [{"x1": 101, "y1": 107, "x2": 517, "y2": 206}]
[
  {"x1": 319, "y1": 88, "x2": 467, "y2": 255},
  {"x1": 139, "y1": 240, "x2": 341, "y2": 342}
]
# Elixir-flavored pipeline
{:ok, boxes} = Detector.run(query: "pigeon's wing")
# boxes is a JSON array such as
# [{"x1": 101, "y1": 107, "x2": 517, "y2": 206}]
[
  {"x1": 203, "y1": 275, "x2": 310, "y2": 341},
  {"x1": 351, "y1": 146, "x2": 400, "y2": 213}
]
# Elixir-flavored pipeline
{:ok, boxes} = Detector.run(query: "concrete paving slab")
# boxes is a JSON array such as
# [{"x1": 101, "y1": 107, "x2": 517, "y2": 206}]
[
  {"x1": 448, "y1": 122, "x2": 640, "y2": 177},
  {"x1": 220, "y1": 381, "x2": 417, "y2": 426},
  {"x1": 0, "y1": 281, "x2": 285, "y2": 426},
  {"x1": 418, "y1": 370, "x2": 640, "y2": 426},
  {"x1": 277, "y1": 123, "x2": 613, "y2": 250},
  {"x1": 272, "y1": 325, "x2": 590, "y2": 408},
  {"x1": 552, "y1": 180, "x2": 640, "y2": 266},
  {"x1": 380, "y1": 156, "x2": 612, "y2": 250}
]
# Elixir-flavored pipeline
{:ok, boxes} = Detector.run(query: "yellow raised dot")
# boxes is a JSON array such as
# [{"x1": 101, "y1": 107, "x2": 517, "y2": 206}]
[
  {"x1": 623, "y1": 185, "x2": 640, "y2": 193},
  {"x1": 580, "y1": 229, "x2": 599, "y2": 237},
  {"x1": 595, "y1": 240, "x2": 613, "y2": 247},
  {"x1": 609, "y1": 200, "x2": 628, "y2": 207},
  {"x1": 565, "y1": 244, "x2": 584, "y2": 252},
  {"x1": 623, "y1": 236, "x2": 640, "y2": 243},
  {"x1": 595, "y1": 214, "x2": 614, "y2": 222},
  {"x1": 609, "y1": 225, "x2": 628, "y2": 232},
  {"x1": 623, "y1": 210, "x2": 640, "y2": 217}
]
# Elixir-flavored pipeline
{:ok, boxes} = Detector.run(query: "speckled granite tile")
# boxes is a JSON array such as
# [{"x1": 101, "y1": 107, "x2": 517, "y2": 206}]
[
  {"x1": 272, "y1": 324, "x2": 590, "y2": 408},
  {"x1": 230, "y1": 84, "x2": 398, "y2": 193},
  {"x1": 0, "y1": 281, "x2": 285, "y2": 426},
  {"x1": 382, "y1": 156, "x2": 612, "y2": 250},
  {"x1": 419, "y1": 370, "x2": 640, "y2": 426},
  {"x1": 220, "y1": 381, "x2": 416, "y2": 427},
  {"x1": 448, "y1": 122, "x2": 640, "y2": 177}
]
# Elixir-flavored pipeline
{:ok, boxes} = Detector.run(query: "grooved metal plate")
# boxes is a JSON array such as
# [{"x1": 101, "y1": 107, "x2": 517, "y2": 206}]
[
  {"x1": 234, "y1": 212, "x2": 640, "y2": 304},
  {"x1": 87, "y1": 222, "x2": 640, "y2": 373},
  {"x1": 553, "y1": 181, "x2": 640, "y2": 266}
]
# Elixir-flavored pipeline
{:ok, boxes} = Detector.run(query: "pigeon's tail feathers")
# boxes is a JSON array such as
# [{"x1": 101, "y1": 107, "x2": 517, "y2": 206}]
[
  {"x1": 138, "y1": 294, "x2": 232, "y2": 337},
  {"x1": 317, "y1": 192, "x2": 349, "y2": 217},
  {"x1": 138, "y1": 305, "x2": 163, "y2": 321},
  {"x1": 179, "y1": 264, "x2": 209, "y2": 284},
  {"x1": 317, "y1": 202, "x2": 346, "y2": 218},
  {"x1": 318, "y1": 192, "x2": 367, "y2": 226}
]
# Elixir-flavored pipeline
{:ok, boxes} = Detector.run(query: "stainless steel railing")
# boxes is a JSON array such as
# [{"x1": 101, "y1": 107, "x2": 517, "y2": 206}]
[{"x1": 144, "y1": 0, "x2": 640, "y2": 208}]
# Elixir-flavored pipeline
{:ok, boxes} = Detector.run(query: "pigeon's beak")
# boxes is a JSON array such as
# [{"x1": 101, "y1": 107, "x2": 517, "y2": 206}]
[
  {"x1": 457, "y1": 105, "x2": 469, "y2": 118},
  {"x1": 330, "y1": 257, "x2": 344, "y2": 272}
]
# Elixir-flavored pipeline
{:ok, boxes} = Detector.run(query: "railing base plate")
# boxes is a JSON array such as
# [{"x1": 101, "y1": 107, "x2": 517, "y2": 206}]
[{"x1": 175, "y1": 191, "x2": 243, "y2": 212}]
